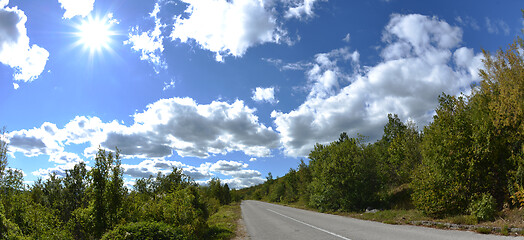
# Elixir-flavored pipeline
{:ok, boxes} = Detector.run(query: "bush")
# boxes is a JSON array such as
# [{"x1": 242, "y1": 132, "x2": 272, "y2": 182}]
[
  {"x1": 0, "y1": 203, "x2": 25, "y2": 239},
  {"x1": 101, "y1": 221, "x2": 186, "y2": 240},
  {"x1": 469, "y1": 193, "x2": 497, "y2": 222}
]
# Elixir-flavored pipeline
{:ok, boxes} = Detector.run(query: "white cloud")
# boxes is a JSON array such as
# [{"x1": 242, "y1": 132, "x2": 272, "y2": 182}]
[
  {"x1": 455, "y1": 16, "x2": 480, "y2": 30},
  {"x1": 8, "y1": 122, "x2": 63, "y2": 157},
  {"x1": 48, "y1": 152, "x2": 83, "y2": 164},
  {"x1": 125, "y1": 3, "x2": 166, "y2": 72},
  {"x1": 306, "y1": 47, "x2": 359, "y2": 99},
  {"x1": 249, "y1": 157, "x2": 257, "y2": 162},
  {"x1": 9, "y1": 97, "x2": 280, "y2": 160},
  {"x1": 0, "y1": 2, "x2": 49, "y2": 83},
  {"x1": 284, "y1": 0, "x2": 325, "y2": 20},
  {"x1": 208, "y1": 160, "x2": 263, "y2": 189},
  {"x1": 122, "y1": 159, "x2": 189, "y2": 179},
  {"x1": 32, "y1": 152, "x2": 89, "y2": 179},
  {"x1": 485, "y1": 17, "x2": 510, "y2": 35},
  {"x1": 342, "y1": 33, "x2": 350, "y2": 43},
  {"x1": 122, "y1": 159, "x2": 263, "y2": 188},
  {"x1": 163, "y1": 78, "x2": 175, "y2": 91},
  {"x1": 222, "y1": 176, "x2": 264, "y2": 189},
  {"x1": 58, "y1": 0, "x2": 94, "y2": 19},
  {"x1": 171, "y1": 0, "x2": 286, "y2": 61},
  {"x1": 272, "y1": 14, "x2": 483, "y2": 157},
  {"x1": 252, "y1": 87, "x2": 278, "y2": 103}
]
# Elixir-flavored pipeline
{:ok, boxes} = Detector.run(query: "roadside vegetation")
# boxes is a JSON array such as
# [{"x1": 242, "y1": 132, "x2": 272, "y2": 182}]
[
  {"x1": 0, "y1": 135, "x2": 242, "y2": 239},
  {"x1": 239, "y1": 29, "x2": 524, "y2": 235}
]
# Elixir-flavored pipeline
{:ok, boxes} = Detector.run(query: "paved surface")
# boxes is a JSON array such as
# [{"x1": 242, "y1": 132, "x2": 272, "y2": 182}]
[{"x1": 241, "y1": 200, "x2": 524, "y2": 240}]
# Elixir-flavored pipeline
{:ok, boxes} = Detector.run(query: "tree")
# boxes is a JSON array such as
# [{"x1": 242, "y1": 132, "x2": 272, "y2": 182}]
[
  {"x1": 411, "y1": 94, "x2": 472, "y2": 216},
  {"x1": 92, "y1": 147, "x2": 123, "y2": 238},
  {"x1": 0, "y1": 127, "x2": 7, "y2": 180},
  {"x1": 63, "y1": 162, "x2": 89, "y2": 222},
  {"x1": 107, "y1": 151, "x2": 124, "y2": 228},
  {"x1": 309, "y1": 134, "x2": 381, "y2": 211},
  {"x1": 477, "y1": 35, "x2": 524, "y2": 206}
]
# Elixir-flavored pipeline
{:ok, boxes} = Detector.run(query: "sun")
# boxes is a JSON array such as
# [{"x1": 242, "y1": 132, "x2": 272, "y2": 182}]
[{"x1": 75, "y1": 15, "x2": 116, "y2": 54}]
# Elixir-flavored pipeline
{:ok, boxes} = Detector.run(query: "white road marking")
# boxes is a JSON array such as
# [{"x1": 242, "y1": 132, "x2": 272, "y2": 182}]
[{"x1": 266, "y1": 208, "x2": 352, "y2": 240}]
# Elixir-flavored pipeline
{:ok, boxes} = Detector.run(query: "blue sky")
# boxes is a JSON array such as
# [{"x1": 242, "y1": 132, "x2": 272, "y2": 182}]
[{"x1": 0, "y1": 0, "x2": 522, "y2": 188}]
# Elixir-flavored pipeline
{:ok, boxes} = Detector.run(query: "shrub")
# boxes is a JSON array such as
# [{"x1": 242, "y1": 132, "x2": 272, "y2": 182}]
[
  {"x1": 469, "y1": 193, "x2": 497, "y2": 222},
  {"x1": 101, "y1": 221, "x2": 186, "y2": 240}
]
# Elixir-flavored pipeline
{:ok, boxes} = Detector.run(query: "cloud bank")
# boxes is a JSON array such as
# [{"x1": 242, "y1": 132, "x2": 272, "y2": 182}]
[{"x1": 272, "y1": 14, "x2": 483, "y2": 157}]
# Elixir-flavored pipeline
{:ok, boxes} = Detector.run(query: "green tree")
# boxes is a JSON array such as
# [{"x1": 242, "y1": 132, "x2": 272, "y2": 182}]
[
  {"x1": 309, "y1": 134, "x2": 381, "y2": 211},
  {"x1": 92, "y1": 148, "x2": 123, "y2": 238},
  {"x1": 63, "y1": 162, "x2": 89, "y2": 222},
  {"x1": 478, "y1": 36, "x2": 524, "y2": 205},
  {"x1": 412, "y1": 95, "x2": 472, "y2": 216}
]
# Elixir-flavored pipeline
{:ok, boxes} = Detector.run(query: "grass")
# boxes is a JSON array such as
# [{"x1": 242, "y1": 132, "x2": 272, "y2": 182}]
[
  {"x1": 476, "y1": 227, "x2": 492, "y2": 234},
  {"x1": 348, "y1": 209, "x2": 430, "y2": 224},
  {"x1": 206, "y1": 202, "x2": 242, "y2": 240}
]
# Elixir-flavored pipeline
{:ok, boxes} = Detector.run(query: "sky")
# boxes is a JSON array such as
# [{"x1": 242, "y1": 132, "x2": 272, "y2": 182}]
[{"x1": 0, "y1": 0, "x2": 522, "y2": 189}]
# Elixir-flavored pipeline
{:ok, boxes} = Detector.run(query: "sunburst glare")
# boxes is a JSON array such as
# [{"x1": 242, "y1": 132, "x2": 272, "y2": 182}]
[{"x1": 74, "y1": 14, "x2": 117, "y2": 56}]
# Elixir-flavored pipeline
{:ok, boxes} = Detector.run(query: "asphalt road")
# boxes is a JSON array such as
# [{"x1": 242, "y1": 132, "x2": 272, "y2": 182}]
[{"x1": 241, "y1": 200, "x2": 524, "y2": 240}]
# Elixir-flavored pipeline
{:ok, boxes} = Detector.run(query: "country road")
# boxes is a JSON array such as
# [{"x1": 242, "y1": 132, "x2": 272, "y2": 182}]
[{"x1": 241, "y1": 200, "x2": 524, "y2": 240}]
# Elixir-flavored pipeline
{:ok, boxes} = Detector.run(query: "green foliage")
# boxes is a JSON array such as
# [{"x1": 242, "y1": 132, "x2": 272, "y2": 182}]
[
  {"x1": 308, "y1": 135, "x2": 382, "y2": 211},
  {"x1": 131, "y1": 186, "x2": 209, "y2": 237},
  {"x1": 469, "y1": 193, "x2": 497, "y2": 222},
  {"x1": 206, "y1": 178, "x2": 232, "y2": 206},
  {"x1": 92, "y1": 148, "x2": 125, "y2": 237},
  {"x1": 66, "y1": 205, "x2": 95, "y2": 240},
  {"x1": 412, "y1": 95, "x2": 476, "y2": 216},
  {"x1": 0, "y1": 202, "x2": 25, "y2": 240},
  {"x1": 101, "y1": 221, "x2": 186, "y2": 240}
]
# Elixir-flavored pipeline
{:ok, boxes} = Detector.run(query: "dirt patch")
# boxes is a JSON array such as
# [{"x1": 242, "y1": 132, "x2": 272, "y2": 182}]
[{"x1": 233, "y1": 212, "x2": 250, "y2": 240}]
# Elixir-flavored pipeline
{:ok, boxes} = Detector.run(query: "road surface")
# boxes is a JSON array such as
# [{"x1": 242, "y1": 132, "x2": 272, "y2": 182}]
[{"x1": 241, "y1": 200, "x2": 524, "y2": 240}]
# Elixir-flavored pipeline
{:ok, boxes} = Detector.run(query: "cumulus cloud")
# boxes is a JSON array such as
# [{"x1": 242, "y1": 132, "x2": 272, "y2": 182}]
[
  {"x1": 306, "y1": 47, "x2": 359, "y2": 99},
  {"x1": 209, "y1": 160, "x2": 263, "y2": 188},
  {"x1": 222, "y1": 176, "x2": 264, "y2": 189},
  {"x1": 125, "y1": 2, "x2": 166, "y2": 72},
  {"x1": 171, "y1": 0, "x2": 287, "y2": 61},
  {"x1": 272, "y1": 14, "x2": 483, "y2": 157},
  {"x1": 122, "y1": 159, "x2": 187, "y2": 179},
  {"x1": 120, "y1": 97, "x2": 280, "y2": 158},
  {"x1": 9, "y1": 97, "x2": 280, "y2": 160},
  {"x1": 57, "y1": 0, "x2": 94, "y2": 19},
  {"x1": 252, "y1": 87, "x2": 278, "y2": 104},
  {"x1": 122, "y1": 159, "x2": 263, "y2": 188},
  {"x1": 32, "y1": 152, "x2": 88, "y2": 179},
  {"x1": 48, "y1": 152, "x2": 83, "y2": 164},
  {"x1": 8, "y1": 122, "x2": 63, "y2": 157},
  {"x1": 0, "y1": 1, "x2": 49, "y2": 83}
]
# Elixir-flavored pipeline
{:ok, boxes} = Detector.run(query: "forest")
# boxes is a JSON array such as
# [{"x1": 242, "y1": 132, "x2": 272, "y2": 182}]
[{"x1": 239, "y1": 35, "x2": 524, "y2": 222}]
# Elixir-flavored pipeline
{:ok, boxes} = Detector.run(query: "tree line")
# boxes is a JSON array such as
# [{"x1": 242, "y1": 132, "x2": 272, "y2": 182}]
[
  {"x1": 239, "y1": 35, "x2": 523, "y2": 221},
  {"x1": 0, "y1": 142, "x2": 239, "y2": 239}
]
